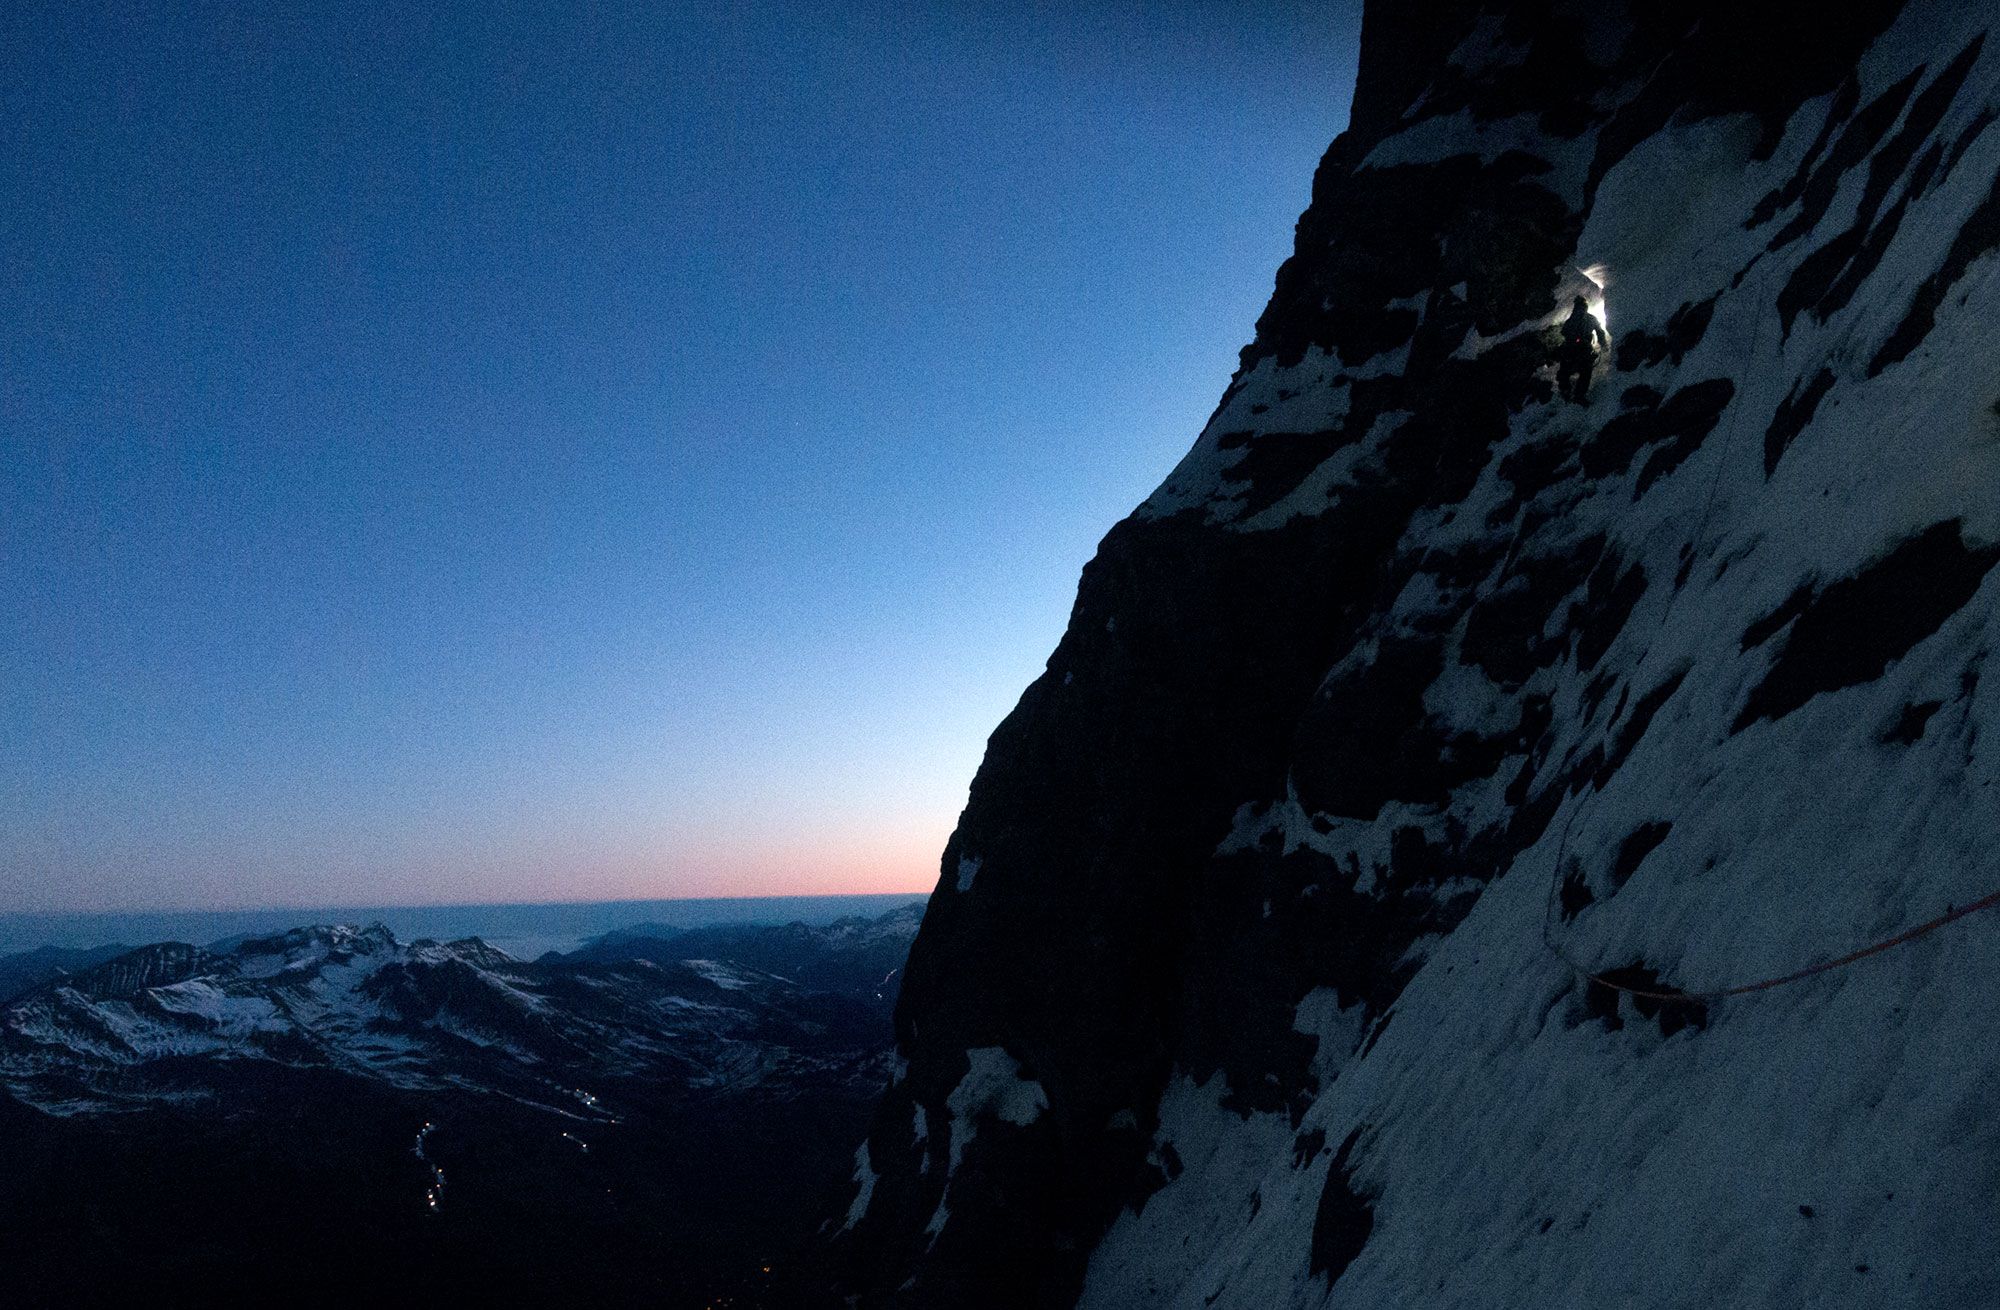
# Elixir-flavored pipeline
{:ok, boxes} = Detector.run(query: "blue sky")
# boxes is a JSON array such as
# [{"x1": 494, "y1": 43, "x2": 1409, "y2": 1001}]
[{"x1": 1, "y1": 1, "x2": 1362, "y2": 912}]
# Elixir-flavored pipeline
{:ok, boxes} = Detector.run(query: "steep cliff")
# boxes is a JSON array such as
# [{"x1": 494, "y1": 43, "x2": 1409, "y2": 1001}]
[{"x1": 834, "y1": 2, "x2": 2000, "y2": 1304}]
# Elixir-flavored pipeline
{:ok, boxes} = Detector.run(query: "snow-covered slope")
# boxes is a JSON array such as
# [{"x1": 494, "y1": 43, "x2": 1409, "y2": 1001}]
[
  {"x1": 1, "y1": 916, "x2": 913, "y2": 1116},
  {"x1": 832, "y1": 2, "x2": 2000, "y2": 1305}
]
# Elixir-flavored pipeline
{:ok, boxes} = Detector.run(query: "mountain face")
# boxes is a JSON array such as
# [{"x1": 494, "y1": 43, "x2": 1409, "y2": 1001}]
[
  {"x1": 0, "y1": 910, "x2": 918, "y2": 1307},
  {"x1": 832, "y1": 3, "x2": 2000, "y2": 1306}
]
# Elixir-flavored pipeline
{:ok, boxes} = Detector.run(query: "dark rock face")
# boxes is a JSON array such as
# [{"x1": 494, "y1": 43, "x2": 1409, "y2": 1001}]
[
  {"x1": 1308, "y1": 1129, "x2": 1375, "y2": 1284},
  {"x1": 830, "y1": 1, "x2": 2000, "y2": 1305},
  {"x1": 1579, "y1": 964, "x2": 1708, "y2": 1038},
  {"x1": 1734, "y1": 521, "x2": 2000, "y2": 730},
  {"x1": 1764, "y1": 367, "x2": 1838, "y2": 474},
  {"x1": 1868, "y1": 162, "x2": 2000, "y2": 373},
  {"x1": 836, "y1": 508, "x2": 1380, "y2": 1302}
]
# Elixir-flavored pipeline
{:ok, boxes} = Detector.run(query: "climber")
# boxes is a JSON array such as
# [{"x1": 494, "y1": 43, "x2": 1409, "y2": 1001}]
[{"x1": 1554, "y1": 295, "x2": 1607, "y2": 403}]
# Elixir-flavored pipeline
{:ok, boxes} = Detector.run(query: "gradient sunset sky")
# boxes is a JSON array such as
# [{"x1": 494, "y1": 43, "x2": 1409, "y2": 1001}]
[{"x1": 2, "y1": 1, "x2": 1363, "y2": 912}]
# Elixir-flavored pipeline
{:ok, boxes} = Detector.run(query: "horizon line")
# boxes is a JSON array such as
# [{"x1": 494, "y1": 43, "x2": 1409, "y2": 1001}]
[{"x1": 0, "y1": 887, "x2": 936, "y2": 921}]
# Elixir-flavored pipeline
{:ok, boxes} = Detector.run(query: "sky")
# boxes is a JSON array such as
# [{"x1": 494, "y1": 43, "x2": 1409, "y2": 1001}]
[{"x1": 0, "y1": 0, "x2": 1364, "y2": 913}]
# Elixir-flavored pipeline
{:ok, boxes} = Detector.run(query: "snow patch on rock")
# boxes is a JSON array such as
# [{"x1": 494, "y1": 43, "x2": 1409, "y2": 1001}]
[{"x1": 842, "y1": 1142, "x2": 877, "y2": 1230}]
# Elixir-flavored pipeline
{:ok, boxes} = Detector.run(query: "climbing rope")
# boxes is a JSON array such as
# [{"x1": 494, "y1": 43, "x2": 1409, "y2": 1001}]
[
  {"x1": 1557, "y1": 887, "x2": 2000, "y2": 1004},
  {"x1": 1535, "y1": 294, "x2": 2000, "y2": 1004}
]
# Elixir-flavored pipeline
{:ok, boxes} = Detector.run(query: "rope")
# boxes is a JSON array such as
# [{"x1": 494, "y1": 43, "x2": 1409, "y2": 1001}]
[
  {"x1": 1534, "y1": 294, "x2": 2000, "y2": 1004},
  {"x1": 1559, "y1": 888, "x2": 2000, "y2": 1004}
]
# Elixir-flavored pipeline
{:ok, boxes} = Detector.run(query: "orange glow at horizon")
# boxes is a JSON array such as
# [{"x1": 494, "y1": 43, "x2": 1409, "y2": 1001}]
[
  {"x1": 432, "y1": 820, "x2": 952, "y2": 907},
  {"x1": 1, "y1": 808, "x2": 952, "y2": 915}
]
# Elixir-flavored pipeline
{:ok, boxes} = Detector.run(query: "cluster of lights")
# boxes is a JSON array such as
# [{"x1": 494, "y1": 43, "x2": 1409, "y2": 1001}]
[
  {"x1": 700, "y1": 1259, "x2": 776, "y2": 1306},
  {"x1": 415, "y1": 1119, "x2": 446, "y2": 1213}
]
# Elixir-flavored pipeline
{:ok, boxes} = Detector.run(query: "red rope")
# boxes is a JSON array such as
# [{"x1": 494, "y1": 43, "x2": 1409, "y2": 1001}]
[{"x1": 1553, "y1": 885, "x2": 2000, "y2": 1004}]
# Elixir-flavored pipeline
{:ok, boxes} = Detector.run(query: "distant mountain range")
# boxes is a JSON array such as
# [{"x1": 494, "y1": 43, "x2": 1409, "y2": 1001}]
[
  {"x1": 564, "y1": 903, "x2": 921, "y2": 1001},
  {"x1": 1, "y1": 906, "x2": 922, "y2": 1117},
  {"x1": 0, "y1": 901, "x2": 924, "y2": 1307},
  {"x1": 0, "y1": 892, "x2": 929, "y2": 960}
]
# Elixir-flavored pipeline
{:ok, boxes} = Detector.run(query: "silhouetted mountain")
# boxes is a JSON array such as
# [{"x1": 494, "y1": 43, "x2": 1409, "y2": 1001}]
[{"x1": 0, "y1": 942, "x2": 130, "y2": 1004}]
